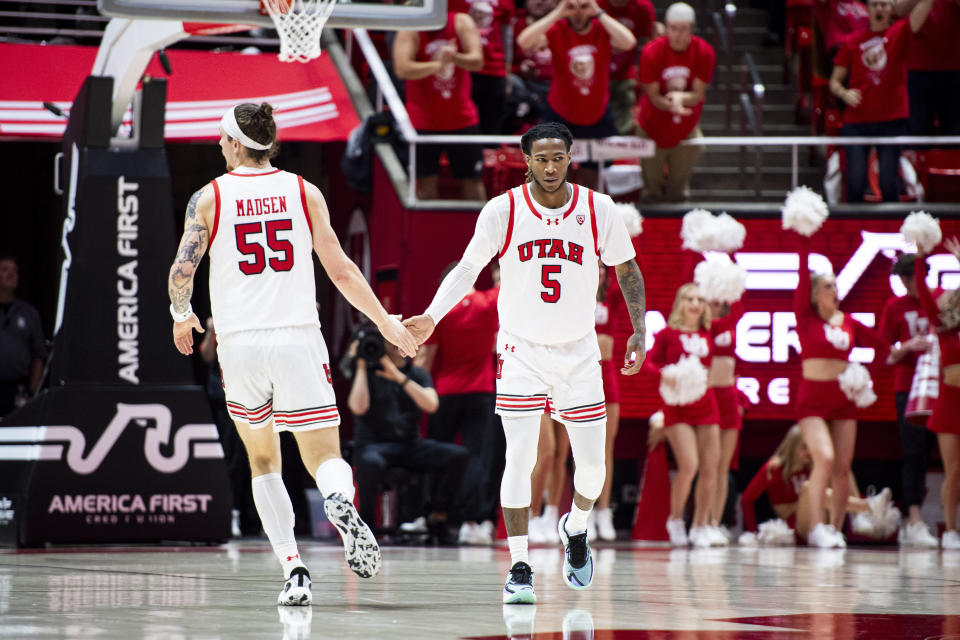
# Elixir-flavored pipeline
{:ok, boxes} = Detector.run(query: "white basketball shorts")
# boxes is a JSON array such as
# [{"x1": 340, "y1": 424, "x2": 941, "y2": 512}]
[
  {"x1": 216, "y1": 325, "x2": 340, "y2": 432},
  {"x1": 495, "y1": 328, "x2": 607, "y2": 426}
]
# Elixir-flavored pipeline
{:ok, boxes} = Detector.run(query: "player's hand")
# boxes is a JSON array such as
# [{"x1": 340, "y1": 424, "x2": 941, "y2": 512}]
[
  {"x1": 173, "y1": 314, "x2": 204, "y2": 356},
  {"x1": 621, "y1": 331, "x2": 646, "y2": 375},
  {"x1": 378, "y1": 315, "x2": 418, "y2": 358},
  {"x1": 402, "y1": 314, "x2": 437, "y2": 346}
]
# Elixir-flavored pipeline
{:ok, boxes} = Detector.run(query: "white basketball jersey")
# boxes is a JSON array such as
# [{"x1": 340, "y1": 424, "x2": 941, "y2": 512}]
[
  {"x1": 207, "y1": 166, "x2": 320, "y2": 336},
  {"x1": 496, "y1": 182, "x2": 634, "y2": 345}
]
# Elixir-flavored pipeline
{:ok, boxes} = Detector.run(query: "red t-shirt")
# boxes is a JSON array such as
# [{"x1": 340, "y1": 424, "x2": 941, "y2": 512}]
[
  {"x1": 599, "y1": 0, "x2": 655, "y2": 81},
  {"x1": 814, "y1": 0, "x2": 869, "y2": 52},
  {"x1": 908, "y1": 0, "x2": 960, "y2": 71},
  {"x1": 513, "y1": 13, "x2": 554, "y2": 81},
  {"x1": 450, "y1": 0, "x2": 515, "y2": 77},
  {"x1": 546, "y1": 19, "x2": 614, "y2": 125},
  {"x1": 879, "y1": 293, "x2": 935, "y2": 393},
  {"x1": 833, "y1": 18, "x2": 913, "y2": 124},
  {"x1": 426, "y1": 287, "x2": 499, "y2": 395},
  {"x1": 637, "y1": 35, "x2": 716, "y2": 148},
  {"x1": 404, "y1": 13, "x2": 480, "y2": 131}
]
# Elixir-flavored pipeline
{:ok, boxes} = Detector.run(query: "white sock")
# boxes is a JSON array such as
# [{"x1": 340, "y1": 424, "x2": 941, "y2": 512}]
[
  {"x1": 564, "y1": 502, "x2": 591, "y2": 534},
  {"x1": 543, "y1": 504, "x2": 558, "y2": 522},
  {"x1": 315, "y1": 458, "x2": 356, "y2": 502},
  {"x1": 508, "y1": 535, "x2": 529, "y2": 565},
  {"x1": 252, "y1": 473, "x2": 303, "y2": 578}
]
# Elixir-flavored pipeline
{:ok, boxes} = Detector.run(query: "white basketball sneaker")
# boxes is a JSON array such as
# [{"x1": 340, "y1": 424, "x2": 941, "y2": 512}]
[
  {"x1": 688, "y1": 526, "x2": 712, "y2": 548},
  {"x1": 278, "y1": 566, "x2": 312, "y2": 606},
  {"x1": 595, "y1": 507, "x2": 617, "y2": 542},
  {"x1": 899, "y1": 520, "x2": 940, "y2": 548},
  {"x1": 666, "y1": 517, "x2": 688, "y2": 547},
  {"x1": 808, "y1": 523, "x2": 844, "y2": 548},
  {"x1": 942, "y1": 530, "x2": 960, "y2": 550}
]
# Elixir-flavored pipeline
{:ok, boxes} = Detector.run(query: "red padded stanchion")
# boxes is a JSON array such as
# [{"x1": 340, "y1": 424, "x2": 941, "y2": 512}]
[{"x1": 632, "y1": 444, "x2": 671, "y2": 541}]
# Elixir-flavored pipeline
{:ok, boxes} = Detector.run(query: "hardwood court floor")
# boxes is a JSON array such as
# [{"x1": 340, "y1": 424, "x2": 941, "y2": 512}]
[{"x1": 1, "y1": 541, "x2": 959, "y2": 639}]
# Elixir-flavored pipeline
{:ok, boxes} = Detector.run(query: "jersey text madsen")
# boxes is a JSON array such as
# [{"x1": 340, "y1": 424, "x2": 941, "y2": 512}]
[
  {"x1": 517, "y1": 239, "x2": 585, "y2": 264},
  {"x1": 236, "y1": 195, "x2": 288, "y2": 216}
]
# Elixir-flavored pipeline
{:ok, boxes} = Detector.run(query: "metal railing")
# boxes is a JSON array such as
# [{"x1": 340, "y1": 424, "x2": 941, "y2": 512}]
[
  {"x1": 739, "y1": 51, "x2": 765, "y2": 195},
  {"x1": 710, "y1": 5, "x2": 737, "y2": 132}
]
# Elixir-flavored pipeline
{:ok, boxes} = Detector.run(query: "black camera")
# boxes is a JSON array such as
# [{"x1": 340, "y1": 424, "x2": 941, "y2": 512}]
[{"x1": 355, "y1": 327, "x2": 385, "y2": 366}]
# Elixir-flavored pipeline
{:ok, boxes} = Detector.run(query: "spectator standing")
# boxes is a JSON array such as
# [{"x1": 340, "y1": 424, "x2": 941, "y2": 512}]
[
  {"x1": 348, "y1": 335, "x2": 470, "y2": 536},
  {"x1": 517, "y1": 0, "x2": 637, "y2": 189},
  {"x1": 394, "y1": 12, "x2": 486, "y2": 200},
  {"x1": 512, "y1": 0, "x2": 559, "y2": 115},
  {"x1": 451, "y1": 0, "x2": 516, "y2": 135},
  {"x1": 599, "y1": 0, "x2": 658, "y2": 134},
  {"x1": 636, "y1": 2, "x2": 715, "y2": 203},
  {"x1": 879, "y1": 253, "x2": 940, "y2": 547},
  {"x1": 829, "y1": 0, "x2": 936, "y2": 202},
  {"x1": 414, "y1": 263, "x2": 500, "y2": 544},
  {"x1": 906, "y1": 0, "x2": 960, "y2": 137},
  {"x1": 0, "y1": 256, "x2": 45, "y2": 419}
]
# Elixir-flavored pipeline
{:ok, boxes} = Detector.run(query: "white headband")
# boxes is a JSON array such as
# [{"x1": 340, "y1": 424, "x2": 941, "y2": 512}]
[{"x1": 220, "y1": 106, "x2": 272, "y2": 151}]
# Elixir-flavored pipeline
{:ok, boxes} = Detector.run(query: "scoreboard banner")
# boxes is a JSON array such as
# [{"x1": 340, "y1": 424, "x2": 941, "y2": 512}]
[{"x1": 615, "y1": 217, "x2": 960, "y2": 421}]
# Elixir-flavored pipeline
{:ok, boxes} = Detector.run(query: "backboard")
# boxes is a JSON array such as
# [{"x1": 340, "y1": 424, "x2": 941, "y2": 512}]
[{"x1": 97, "y1": 0, "x2": 447, "y2": 31}]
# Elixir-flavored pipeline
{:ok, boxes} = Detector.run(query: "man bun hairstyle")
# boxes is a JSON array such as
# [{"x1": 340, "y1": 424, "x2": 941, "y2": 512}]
[
  {"x1": 234, "y1": 102, "x2": 280, "y2": 161},
  {"x1": 520, "y1": 122, "x2": 573, "y2": 155}
]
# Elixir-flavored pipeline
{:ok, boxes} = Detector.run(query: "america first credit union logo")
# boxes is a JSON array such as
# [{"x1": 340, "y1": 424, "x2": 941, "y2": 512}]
[{"x1": 0, "y1": 403, "x2": 223, "y2": 474}]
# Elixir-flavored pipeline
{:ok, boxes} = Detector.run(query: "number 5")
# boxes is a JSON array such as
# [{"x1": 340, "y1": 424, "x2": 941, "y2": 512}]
[{"x1": 541, "y1": 265, "x2": 561, "y2": 303}]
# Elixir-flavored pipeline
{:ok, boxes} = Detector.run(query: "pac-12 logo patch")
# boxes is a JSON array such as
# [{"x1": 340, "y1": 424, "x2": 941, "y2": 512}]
[{"x1": 576, "y1": 215, "x2": 585, "y2": 225}]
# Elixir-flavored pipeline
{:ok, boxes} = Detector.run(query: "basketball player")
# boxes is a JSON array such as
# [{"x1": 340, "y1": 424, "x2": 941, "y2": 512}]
[
  {"x1": 403, "y1": 122, "x2": 647, "y2": 603},
  {"x1": 167, "y1": 103, "x2": 418, "y2": 605}
]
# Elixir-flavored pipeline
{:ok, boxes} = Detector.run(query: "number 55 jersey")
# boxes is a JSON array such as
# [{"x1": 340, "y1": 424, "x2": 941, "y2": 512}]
[
  {"x1": 462, "y1": 182, "x2": 635, "y2": 346},
  {"x1": 207, "y1": 166, "x2": 320, "y2": 336}
]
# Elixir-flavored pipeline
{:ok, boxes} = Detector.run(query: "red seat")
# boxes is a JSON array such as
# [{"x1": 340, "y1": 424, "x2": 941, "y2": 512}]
[{"x1": 917, "y1": 149, "x2": 960, "y2": 202}]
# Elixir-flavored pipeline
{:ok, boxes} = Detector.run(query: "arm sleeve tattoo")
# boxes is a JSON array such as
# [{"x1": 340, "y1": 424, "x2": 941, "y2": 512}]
[
  {"x1": 615, "y1": 259, "x2": 646, "y2": 335},
  {"x1": 168, "y1": 188, "x2": 210, "y2": 314}
]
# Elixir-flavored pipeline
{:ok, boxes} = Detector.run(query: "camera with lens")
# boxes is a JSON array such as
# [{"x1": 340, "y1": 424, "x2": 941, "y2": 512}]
[{"x1": 355, "y1": 327, "x2": 385, "y2": 367}]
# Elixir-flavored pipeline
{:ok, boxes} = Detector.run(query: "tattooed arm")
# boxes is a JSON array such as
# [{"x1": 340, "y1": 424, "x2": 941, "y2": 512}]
[
  {"x1": 615, "y1": 258, "x2": 647, "y2": 375},
  {"x1": 168, "y1": 186, "x2": 213, "y2": 355}
]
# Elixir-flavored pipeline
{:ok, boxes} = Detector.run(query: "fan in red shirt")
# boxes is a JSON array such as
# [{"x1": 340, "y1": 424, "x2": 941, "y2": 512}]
[
  {"x1": 906, "y1": 0, "x2": 960, "y2": 136},
  {"x1": 636, "y1": 2, "x2": 715, "y2": 203},
  {"x1": 415, "y1": 262, "x2": 500, "y2": 545},
  {"x1": 517, "y1": 0, "x2": 637, "y2": 189},
  {"x1": 878, "y1": 252, "x2": 940, "y2": 546},
  {"x1": 829, "y1": 0, "x2": 937, "y2": 202},
  {"x1": 450, "y1": 0, "x2": 516, "y2": 135},
  {"x1": 599, "y1": 0, "x2": 659, "y2": 134},
  {"x1": 512, "y1": 0, "x2": 559, "y2": 122},
  {"x1": 393, "y1": 12, "x2": 486, "y2": 201}
]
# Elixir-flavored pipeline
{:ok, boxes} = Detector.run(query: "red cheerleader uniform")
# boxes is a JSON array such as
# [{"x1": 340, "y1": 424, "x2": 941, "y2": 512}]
[
  {"x1": 648, "y1": 325, "x2": 719, "y2": 427},
  {"x1": 915, "y1": 261, "x2": 960, "y2": 435}
]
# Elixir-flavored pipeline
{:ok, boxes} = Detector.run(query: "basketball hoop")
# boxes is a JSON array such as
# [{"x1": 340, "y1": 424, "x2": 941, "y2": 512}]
[{"x1": 263, "y1": 0, "x2": 338, "y2": 63}]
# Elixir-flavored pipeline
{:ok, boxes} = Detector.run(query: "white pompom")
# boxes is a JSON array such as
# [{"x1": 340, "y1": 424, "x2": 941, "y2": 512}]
[
  {"x1": 738, "y1": 531, "x2": 758, "y2": 547},
  {"x1": 614, "y1": 202, "x2": 643, "y2": 238},
  {"x1": 680, "y1": 208, "x2": 717, "y2": 251},
  {"x1": 659, "y1": 354, "x2": 708, "y2": 406},
  {"x1": 649, "y1": 410, "x2": 665, "y2": 429},
  {"x1": 757, "y1": 518, "x2": 797, "y2": 546},
  {"x1": 781, "y1": 186, "x2": 829, "y2": 237},
  {"x1": 713, "y1": 213, "x2": 746, "y2": 252},
  {"x1": 694, "y1": 253, "x2": 747, "y2": 303},
  {"x1": 901, "y1": 211, "x2": 942, "y2": 253},
  {"x1": 838, "y1": 362, "x2": 877, "y2": 408}
]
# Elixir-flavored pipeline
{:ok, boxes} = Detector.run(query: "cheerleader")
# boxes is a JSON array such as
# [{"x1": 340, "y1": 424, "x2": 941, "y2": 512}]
[
  {"x1": 791, "y1": 231, "x2": 889, "y2": 547},
  {"x1": 914, "y1": 238, "x2": 960, "y2": 549},
  {"x1": 648, "y1": 283, "x2": 723, "y2": 547}
]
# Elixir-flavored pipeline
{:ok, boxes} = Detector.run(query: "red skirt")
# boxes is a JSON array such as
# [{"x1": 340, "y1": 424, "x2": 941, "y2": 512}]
[
  {"x1": 795, "y1": 378, "x2": 857, "y2": 422},
  {"x1": 664, "y1": 388, "x2": 719, "y2": 427},
  {"x1": 713, "y1": 385, "x2": 742, "y2": 431},
  {"x1": 929, "y1": 382, "x2": 960, "y2": 434},
  {"x1": 601, "y1": 359, "x2": 621, "y2": 404}
]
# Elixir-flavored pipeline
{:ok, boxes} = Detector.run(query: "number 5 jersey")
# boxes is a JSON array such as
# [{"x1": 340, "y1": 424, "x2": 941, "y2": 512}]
[{"x1": 207, "y1": 166, "x2": 320, "y2": 336}]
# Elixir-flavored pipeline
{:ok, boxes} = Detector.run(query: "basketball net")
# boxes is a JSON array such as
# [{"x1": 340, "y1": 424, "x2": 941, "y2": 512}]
[{"x1": 263, "y1": 0, "x2": 337, "y2": 63}]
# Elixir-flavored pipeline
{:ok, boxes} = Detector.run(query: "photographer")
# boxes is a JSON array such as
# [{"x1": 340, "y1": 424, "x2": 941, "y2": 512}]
[{"x1": 347, "y1": 328, "x2": 470, "y2": 535}]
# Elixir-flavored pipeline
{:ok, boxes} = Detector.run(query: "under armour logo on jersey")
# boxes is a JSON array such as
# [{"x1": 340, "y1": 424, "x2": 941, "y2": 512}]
[
  {"x1": 545, "y1": 217, "x2": 560, "y2": 226},
  {"x1": 286, "y1": 554, "x2": 300, "y2": 562},
  {"x1": 576, "y1": 215, "x2": 585, "y2": 225}
]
